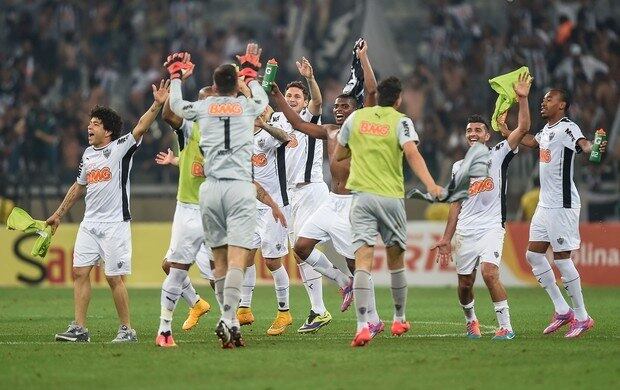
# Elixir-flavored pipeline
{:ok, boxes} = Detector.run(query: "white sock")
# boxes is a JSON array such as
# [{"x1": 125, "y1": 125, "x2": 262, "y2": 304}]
[
  {"x1": 353, "y1": 269, "x2": 372, "y2": 331},
  {"x1": 181, "y1": 276, "x2": 200, "y2": 307},
  {"x1": 493, "y1": 300, "x2": 512, "y2": 331},
  {"x1": 270, "y1": 265, "x2": 290, "y2": 311},
  {"x1": 526, "y1": 251, "x2": 571, "y2": 314},
  {"x1": 368, "y1": 276, "x2": 380, "y2": 323},
  {"x1": 298, "y1": 262, "x2": 326, "y2": 315},
  {"x1": 159, "y1": 268, "x2": 187, "y2": 333},
  {"x1": 305, "y1": 249, "x2": 349, "y2": 288},
  {"x1": 214, "y1": 276, "x2": 225, "y2": 313},
  {"x1": 221, "y1": 267, "x2": 244, "y2": 326},
  {"x1": 461, "y1": 299, "x2": 477, "y2": 322},
  {"x1": 240, "y1": 264, "x2": 256, "y2": 308},
  {"x1": 390, "y1": 268, "x2": 407, "y2": 322},
  {"x1": 555, "y1": 259, "x2": 588, "y2": 321}
]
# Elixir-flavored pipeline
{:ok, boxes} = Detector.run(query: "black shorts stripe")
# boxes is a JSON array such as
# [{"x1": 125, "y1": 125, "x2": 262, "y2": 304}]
[
  {"x1": 500, "y1": 151, "x2": 516, "y2": 227},
  {"x1": 303, "y1": 114, "x2": 321, "y2": 183},
  {"x1": 121, "y1": 144, "x2": 138, "y2": 221},
  {"x1": 276, "y1": 143, "x2": 289, "y2": 206},
  {"x1": 175, "y1": 129, "x2": 185, "y2": 152},
  {"x1": 562, "y1": 147, "x2": 574, "y2": 208}
]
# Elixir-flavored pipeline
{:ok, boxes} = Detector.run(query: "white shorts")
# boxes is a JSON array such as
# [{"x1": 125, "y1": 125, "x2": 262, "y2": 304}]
[
  {"x1": 289, "y1": 182, "x2": 329, "y2": 240},
  {"x1": 195, "y1": 243, "x2": 214, "y2": 280},
  {"x1": 251, "y1": 205, "x2": 290, "y2": 259},
  {"x1": 165, "y1": 202, "x2": 204, "y2": 265},
  {"x1": 74, "y1": 221, "x2": 132, "y2": 276},
  {"x1": 453, "y1": 227, "x2": 505, "y2": 275},
  {"x1": 298, "y1": 193, "x2": 355, "y2": 259},
  {"x1": 529, "y1": 206, "x2": 581, "y2": 252}
]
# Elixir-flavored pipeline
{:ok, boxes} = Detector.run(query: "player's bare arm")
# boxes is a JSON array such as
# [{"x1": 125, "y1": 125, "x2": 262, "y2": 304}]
[
  {"x1": 162, "y1": 96, "x2": 183, "y2": 130},
  {"x1": 403, "y1": 141, "x2": 443, "y2": 198},
  {"x1": 255, "y1": 114, "x2": 291, "y2": 143},
  {"x1": 503, "y1": 72, "x2": 533, "y2": 150},
  {"x1": 45, "y1": 182, "x2": 86, "y2": 233},
  {"x1": 155, "y1": 148, "x2": 179, "y2": 167},
  {"x1": 254, "y1": 181, "x2": 287, "y2": 228},
  {"x1": 430, "y1": 201, "x2": 462, "y2": 266},
  {"x1": 357, "y1": 39, "x2": 378, "y2": 107},
  {"x1": 296, "y1": 57, "x2": 322, "y2": 115},
  {"x1": 334, "y1": 142, "x2": 351, "y2": 162},
  {"x1": 271, "y1": 82, "x2": 328, "y2": 139},
  {"x1": 576, "y1": 137, "x2": 607, "y2": 156},
  {"x1": 132, "y1": 79, "x2": 169, "y2": 141}
]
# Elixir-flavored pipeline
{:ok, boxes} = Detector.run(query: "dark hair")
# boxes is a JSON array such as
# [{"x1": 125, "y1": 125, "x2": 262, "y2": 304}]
[
  {"x1": 285, "y1": 81, "x2": 309, "y2": 101},
  {"x1": 549, "y1": 88, "x2": 571, "y2": 112},
  {"x1": 213, "y1": 64, "x2": 237, "y2": 95},
  {"x1": 90, "y1": 105, "x2": 123, "y2": 140},
  {"x1": 466, "y1": 114, "x2": 490, "y2": 133},
  {"x1": 377, "y1": 76, "x2": 402, "y2": 106},
  {"x1": 335, "y1": 93, "x2": 357, "y2": 104}
]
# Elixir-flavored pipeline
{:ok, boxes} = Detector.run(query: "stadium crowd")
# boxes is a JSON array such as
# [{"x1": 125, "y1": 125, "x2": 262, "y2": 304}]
[{"x1": 0, "y1": 0, "x2": 618, "y2": 219}]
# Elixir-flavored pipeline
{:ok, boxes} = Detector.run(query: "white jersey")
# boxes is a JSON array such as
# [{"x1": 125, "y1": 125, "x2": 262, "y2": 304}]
[
  {"x1": 77, "y1": 133, "x2": 141, "y2": 223},
  {"x1": 452, "y1": 140, "x2": 517, "y2": 232},
  {"x1": 252, "y1": 129, "x2": 288, "y2": 209},
  {"x1": 269, "y1": 108, "x2": 323, "y2": 187},
  {"x1": 534, "y1": 117, "x2": 585, "y2": 208},
  {"x1": 169, "y1": 79, "x2": 268, "y2": 182}
]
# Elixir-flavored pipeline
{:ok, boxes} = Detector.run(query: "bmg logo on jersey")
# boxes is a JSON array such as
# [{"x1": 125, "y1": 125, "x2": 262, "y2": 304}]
[
  {"x1": 539, "y1": 148, "x2": 552, "y2": 163},
  {"x1": 86, "y1": 167, "x2": 112, "y2": 184},
  {"x1": 468, "y1": 177, "x2": 494, "y2": 196},
  {"x1": 359, "y1": 121, "x2": 389, "y2": 137},
  {"x1": 208, "y1": 102, "x2": 243, "y2": 116}
]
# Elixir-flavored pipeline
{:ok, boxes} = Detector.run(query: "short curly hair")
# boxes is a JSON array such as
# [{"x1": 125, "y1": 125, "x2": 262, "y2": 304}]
[{"x1": 90, "y1": 105, "x2": 123, "y2": 140}]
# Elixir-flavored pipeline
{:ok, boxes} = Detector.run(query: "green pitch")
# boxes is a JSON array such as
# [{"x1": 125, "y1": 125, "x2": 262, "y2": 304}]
[{"x1": 1, "y1": 286, "x2": 618, "y2": 389}]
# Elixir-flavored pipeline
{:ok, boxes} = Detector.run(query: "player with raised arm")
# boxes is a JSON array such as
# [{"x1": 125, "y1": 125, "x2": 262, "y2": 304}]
[
  {"x1": 270, "y1": 40, "x2": 386, "y2": 334},
  {"x1": 48, "y1": 80, "x2": 169, "y2": 343},
  {"x1": 335, "y1": 76, "x2": 443, "y2": 347},
  {"x1": 167, "y1": 45, "x2": 269, "y2": 348},
  {"x1": 501, "y1": 88, "x2": 607, "y2": 338},
  {"x1": 431, "y1": 72, "x2": 533, "y2": 340}
]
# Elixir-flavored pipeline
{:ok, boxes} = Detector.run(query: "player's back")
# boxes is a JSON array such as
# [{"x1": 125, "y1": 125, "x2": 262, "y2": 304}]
[{"x1": 198, "y1": 95, "x2": 262, "y2": 182}]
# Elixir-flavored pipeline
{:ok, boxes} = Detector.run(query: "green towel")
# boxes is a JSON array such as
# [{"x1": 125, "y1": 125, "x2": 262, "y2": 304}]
[
  {"x1": 6, "y1": 207, "x2": 53, "y2": 258},
  {"x1": 489, "y1": 66, "x2": 529, "y2": 132}
]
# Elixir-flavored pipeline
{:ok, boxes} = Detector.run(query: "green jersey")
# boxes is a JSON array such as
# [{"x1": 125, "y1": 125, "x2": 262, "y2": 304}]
[
  {"x1": 337, "y1": 106, "x2": 419, "y2": 198},
  {"x1": 176, "y1": 120, "x2": 205, "y2": 204}
]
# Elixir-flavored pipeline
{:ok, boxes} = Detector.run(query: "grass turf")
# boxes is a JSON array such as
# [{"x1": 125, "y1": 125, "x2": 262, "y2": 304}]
[{"x1": 1, "y1": 286, "x2": 619, "y2": 389}]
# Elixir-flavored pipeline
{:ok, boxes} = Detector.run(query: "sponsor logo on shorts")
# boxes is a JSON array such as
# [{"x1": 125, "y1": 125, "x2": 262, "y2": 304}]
[
  {"x1": 86, "y1": 167, "x2": 112, "y2": 184},
  {"x1": 208, "y1": 103, "x2": 243, "y2": 116},
  {"x1": 251, "y1": 153, "x2": 268, "y2": 167},
  {"x1": 468, "y1": 177, "x2": 494, "y2": 196},
  {"x1": 539, "y1": 148, "x2": 552, "y2": 163},
  {"x1": 359, "y1": 120, "x2": 390, "y2": 137},
  {"x1": 494, "y1": 251, "x2": 499, "y2": 258},
  {"x1": 557, "y1": 237, "x2": 565, "y2": 244},
  {"x1": 191, "y1": 161, "x2": 205, "y2": 177}
]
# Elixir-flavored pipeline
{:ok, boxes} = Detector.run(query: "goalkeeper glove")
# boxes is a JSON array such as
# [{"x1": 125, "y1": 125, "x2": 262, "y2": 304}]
[{"x1": 165, "y1": 52, "x2": 194, "y2": 80}]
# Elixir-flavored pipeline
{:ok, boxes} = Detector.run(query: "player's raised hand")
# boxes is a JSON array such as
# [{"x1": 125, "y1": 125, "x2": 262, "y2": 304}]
[
  {"x1": 152, "y1": 79, "x2": 170, "y2": 105},
  {"x1": 296, "y1": 57, "x2": 314, "y2": 79},
  {"x1": 430, "y1": 238, "x2": 452, "y2": 266},
  {"x1": 155, "y1": 148, "x2": 177, "y2": 166},
  {"x1": 271, "y1": 205, "x2": 288, "y2": 228},
  {"x1": 268, "y1": 82, "x2": 283, "y2": 96},
  {"x1": 514, "y1": 71, "x2": 533, "y2": 98},
  {"x1": 237, "y1": 76, "x2": 252, "y2": 97},
  {"x1": 164, "y1": 52, "x2": 194, "y2": 80},
  {"x1": 355, "y1": 38, "x2": 367, "y2": 58},
  {"x1": 237, "y1": 43, "x2": 262, "y2": 81}
]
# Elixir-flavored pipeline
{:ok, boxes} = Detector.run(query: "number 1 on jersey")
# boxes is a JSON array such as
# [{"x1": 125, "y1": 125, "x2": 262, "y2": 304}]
[{"x1": 220, "y1": 117, "x2": 230, "y2": 149}]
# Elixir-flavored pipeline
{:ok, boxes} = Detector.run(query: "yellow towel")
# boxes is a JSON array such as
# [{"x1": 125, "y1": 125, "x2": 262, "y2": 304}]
[
  {"x1": 6, "y1": 207, "x2": 53, "y2": 258},
  {"x1": 489, "y1": 66, "x2": 530, "y2": 132}
]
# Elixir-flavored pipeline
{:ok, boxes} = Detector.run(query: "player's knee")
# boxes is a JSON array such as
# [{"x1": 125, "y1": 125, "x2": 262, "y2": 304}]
[
  {"x1": 458, "y1": 276, "x2": 474, "y2": 291},
  {"x1": 293, "y1": 240, "x2": 312, "y2": 260},
  {"x1": 106, "y1": 275, "x2": 124, "y2": 288},
  {"x1": 481, "y1": 264, "x2": 499, "y2": 285},
  {"x1": 72, "y1": 267, "x2": 89, "y2": 281},
  {"x1": 161, "y1": 260, "x2": 171, "y2": 275}
]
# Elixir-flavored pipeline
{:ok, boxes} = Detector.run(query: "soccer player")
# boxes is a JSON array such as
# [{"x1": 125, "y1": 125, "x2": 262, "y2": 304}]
[
  {"x1": 270, "y1": 40, "x2": 384, "y2": 334},
  {"x1": 167, "y1": 45, "x2": 268, "y2": 348},
  {"x1": 335, "y1": 76, "x2": 443, "y2": 347},
  {"x1": 501, "y1": 88, "x2": 607, "y2": 338},
  {"x1": 48, "y1": 80, "x2": 170, "y2": 343},
  {"x1": 152, "y1": 83, "x2": 215, "y2": 347},
  {"x1": 239, "y1": 106, "x2": 295, "y2": 335},
  {"x1": 243, "y1": 56, "x2": 331, "y2": 333},
  {"x1": 431, "y1": 72, "x2": 533, "y2": 340}
]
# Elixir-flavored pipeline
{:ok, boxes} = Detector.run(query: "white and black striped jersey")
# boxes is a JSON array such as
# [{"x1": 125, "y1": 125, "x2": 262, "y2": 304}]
[
  {"x1": 252, "y1": 130, "x2": 288, "y2": 209},
  {"x1": 534, "y1": 117, "x2": 585, "y2": 209},
  {"x1": 77, "y1": 133, "x2": 141, "y2": 222},
  {"x1": 452, "y1": 141, "x2": 517, "y2": 232},
  {"x1": 269, "y1": 108, "x2": 323, "y2": 187}
]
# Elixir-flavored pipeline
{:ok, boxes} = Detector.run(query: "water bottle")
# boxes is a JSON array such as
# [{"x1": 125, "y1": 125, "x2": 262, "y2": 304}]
[
  {"x1": 262, "y1": 59, "x2": 278, "y2": 93},
  {"x1": 589, "y1": 128, "x2": 607, "y2": 163}
]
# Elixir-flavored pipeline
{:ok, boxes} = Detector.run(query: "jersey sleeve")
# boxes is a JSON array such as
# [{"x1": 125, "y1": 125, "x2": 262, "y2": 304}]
[
  {"x1": 176, "y1": 119, "x2": 193, "y2": 150},
  {"x1": 491, "y1": 140, "x2": 518, "y2": 162},
  {"x1": 534, "y1": 131, "x2": 542, "y2": 144},
  {"x1": 300, "y1": 108, "x2": 321, "y2": 124},
  {"x1": 337, "y1": 112, "x2": 355, "y2": 146},
  {"x1": 114, "y1": 132, "x2": 140, "y2": 155},
  {"x1": 245, "y1": 80, "x2": 269, "y2": 116},
  {"x1": 396, "y1": 117, "x2": 419, "y2": 147},
  {"x1": 562, "y1": 123, "x2": 586, "y2": 153},
  {"x1": 169, "y1": 79, "x2": 204, "y2": 121},
  {"x1": 76, "y1": 155, "x2": 87, "y2": 185}
]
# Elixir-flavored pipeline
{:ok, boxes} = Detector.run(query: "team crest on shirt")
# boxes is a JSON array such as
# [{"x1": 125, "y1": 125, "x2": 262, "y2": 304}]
[
  {"x1": 258, "y1": 138, "x2": 265, "y2": 148},
  {"x1": 548, "y1": 132, "x2": 555, "y2": 141},
  {"x1": 103, "y1": 149, "x2": 111, "y2": 158}
]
